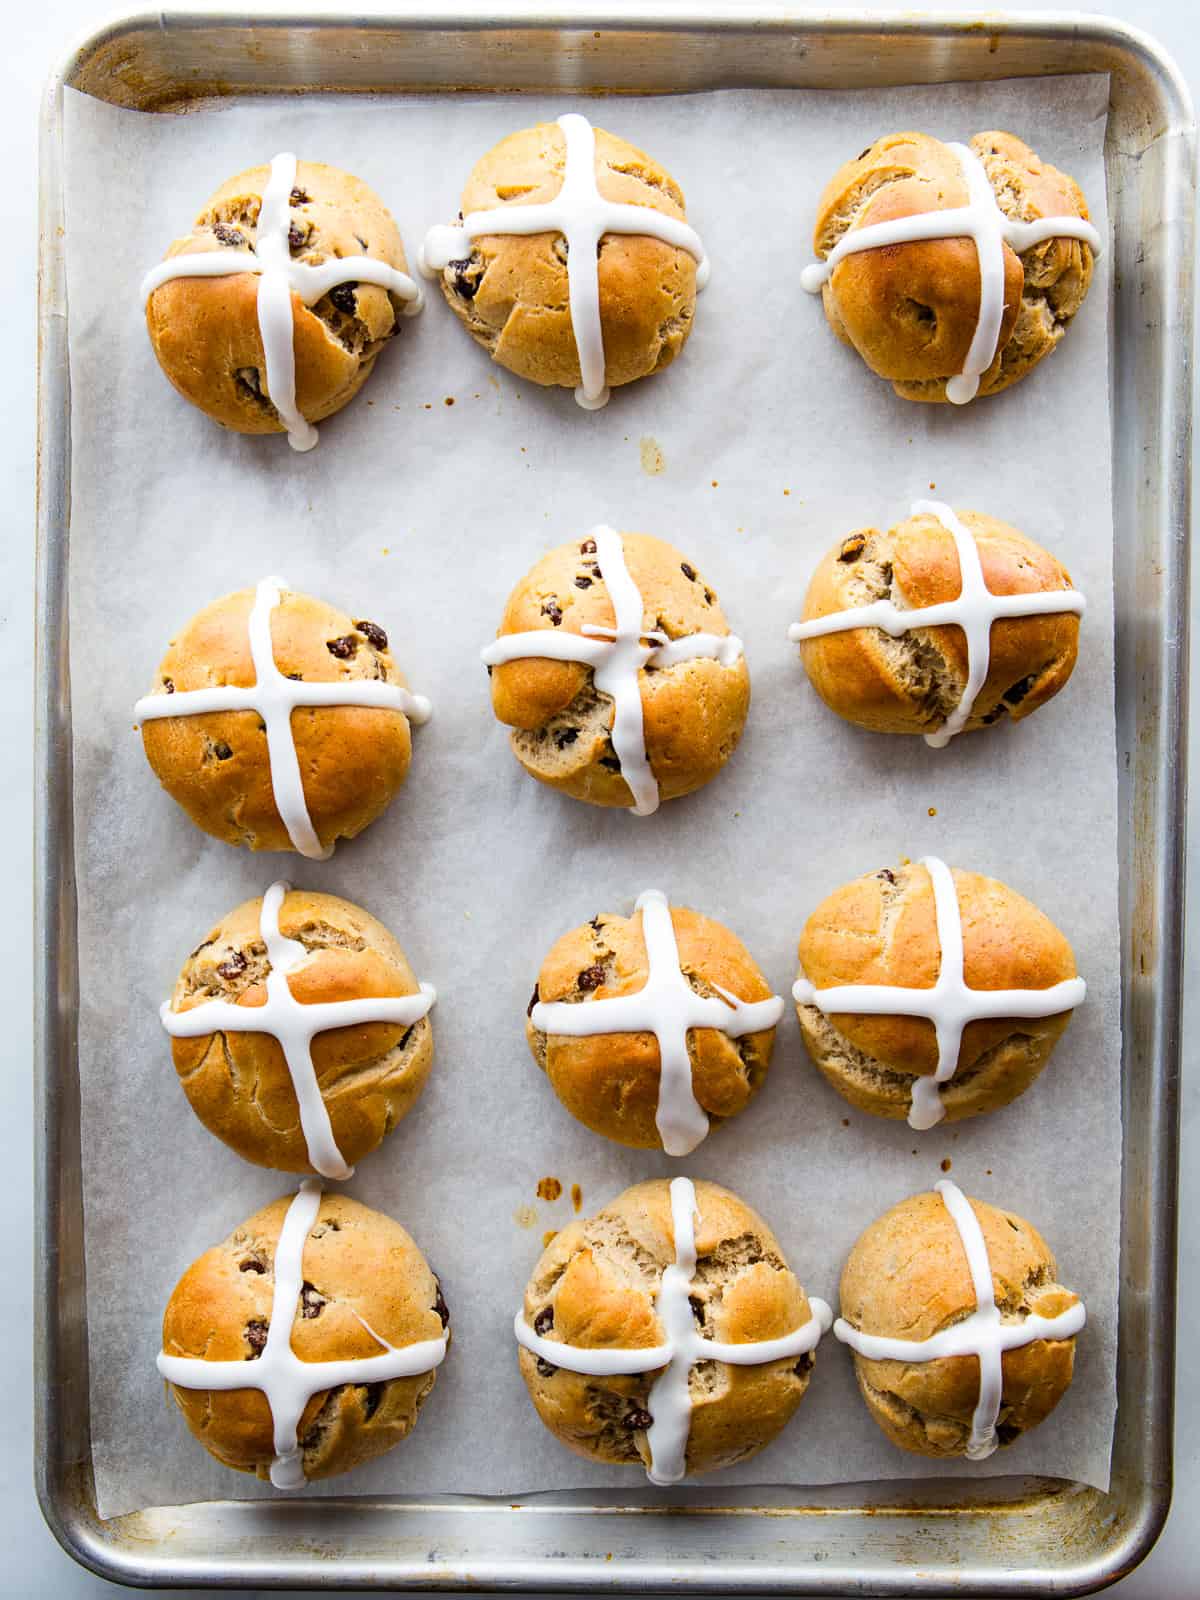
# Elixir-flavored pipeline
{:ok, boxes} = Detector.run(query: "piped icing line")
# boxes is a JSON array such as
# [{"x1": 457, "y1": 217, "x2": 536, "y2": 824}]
[
  {"x1": 160, "y1": 881, "x2": 435, "y2": 1179},
  {"x1": 788, "y1": 500, "x2": 1085, "y2": 748},
  {"x1": 793, "y1": 855, "x2": 1086, "y2": 1131},
  {"x1": 157, "y1": 1181, "x2": 448, "y2": 1489},
  {"x1": 135, "y1": 575, "x2": 431, "y2": 860},
  {"x1": 531, "y1": 890, "x2": 783, "y2": 1156},
  {"x1": 481, "y1": 527, "x2": 741, "y2": 817},
  {"x1": 833, "y1": 1180, "x2": 1086, "y2": 1461},
  {"x1": 141, "y1": 153, "x2": 423, "y2": 451},
  {"x1": 800, "y1": 141, "x2": 1101, "y2": 405},
  {"x1": 420, "y1": 113, "x2": 709, "y2": 410},
  {"x1": 515, "y1": 1176, "x2": 832, "y2": 1484}
]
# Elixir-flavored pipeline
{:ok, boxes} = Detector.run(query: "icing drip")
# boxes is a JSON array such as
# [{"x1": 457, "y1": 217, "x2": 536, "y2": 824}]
[
  {"x1": 160, "y1": 880, "x2": 435, "y2": 1179},
  {"x1": 788, "y1": 500, "x2": 1086, "y2": 748},
  {"x1": 531, "y1": 890, "x2": 782, "y2": 1156},
  {"x1": 481, "y1": 527, "x2": 742, "y2": 816},
  {"x1": 157, "y1": 1180, "x2": 449, "y2": 1489},
  {"x1": 420, "y1": 113, "x2": 709, "y2": 410},
  {"x1": 135, "y1": 576, "x2": 431, "y2": 859},
  {"x1": 834, "y1": 1180, "x2": 1086, "y2": 1460},
  {"x1": 515, "y1": 1176, "x2": 832, "y2": 1484},
  {"x1": 800, "y1": 140, "x2": 1101, "y2": 404},
  {"x1": 793, "y1": 855, "x2": 1086, "y2": 1130},
  {"x1": 141, "y1": 153, "x2": 423, "y2": 450}
]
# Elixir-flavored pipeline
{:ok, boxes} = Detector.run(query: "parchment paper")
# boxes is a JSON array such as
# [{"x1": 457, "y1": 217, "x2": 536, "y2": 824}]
[{"x1": 62, "y1": 73, "x2": 1118, "y2": 1521}]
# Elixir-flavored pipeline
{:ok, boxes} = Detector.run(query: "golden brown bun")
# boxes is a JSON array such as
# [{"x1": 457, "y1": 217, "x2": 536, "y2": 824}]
[
  {"x1": 169, "y1": 887, "x2": 433, "y2": 1172},
  {"x1": 839, "y1": 1190, "x2": 1080, "y2": 1456},
  {"x1": 527, "y1": 902, "x2": 776, "y2": 1148},
  {"x1": 797, "y1": 508, "x2": 1081, "y2": 737},
  {"x1": 796, "y1": 862, "x2": 1079, "y2": 1122},
  {"x1": 161, "y1": 1190, "x2": 449, "y2": 1483},
  {"x1": 489, "y1": 532, "x2": 749, "y2": 808},
  {"x1": 139, "y1": 584, "x2": 419, "y2": 853},
  {"x1": 146, "y1": 160, "x2": 414, "y2": 435},
  {"x1": 518, "y1": 1179, "x2": 821, "y2": 1476},
  {"x1": 812, "y1": 131, "x2": 1095, "y2": 401},
  {"x1": 433, "y1": 123, "x2": 699, "y2": 394}
]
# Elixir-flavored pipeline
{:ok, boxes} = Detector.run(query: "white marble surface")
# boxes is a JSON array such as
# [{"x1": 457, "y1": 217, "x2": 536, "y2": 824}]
[{"x1": 6, "y1": 1, "x2": 1194, "y2": 1593}]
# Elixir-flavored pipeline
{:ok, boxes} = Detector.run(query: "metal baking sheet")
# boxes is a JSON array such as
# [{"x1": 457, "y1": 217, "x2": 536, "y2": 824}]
[{"x1": 34, "y1": 7, "x2": 1194, "y2": 1593}]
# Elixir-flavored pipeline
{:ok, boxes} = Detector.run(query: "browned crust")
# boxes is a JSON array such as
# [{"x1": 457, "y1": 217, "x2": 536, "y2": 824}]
[
  {"x1": 162, "y1": 1190, "x2": 448, "y2": 1483},
  {"x1": 518, "y1": 1179, "x2": 820, "y2": 1476},
  {"x1": 169, "y1": 887, "x2": 433, "y2": 1172},
  {"x1": 145, "y1": 159, "x2": 413, "y2": 434},
  {"x1": 811, "y1": 131, "x2": 1095, "y2": 402},
  {"x1": 795, "y1": 861, "x2": 1079, "y2": 1122},
  {"x1": 797, "y1": 507, "x2": 1081, "y2": 737},
  {"x1": 435, "y1": 123, "x2": 699, "y2": 393},
  {"x1": 839, "y1": 1190, "x2": 1080, "y2": 1455},
  {"x1": 527, "y1": 902, "x2": 776, "y2": 1148},
  {"x1": 139, "y1": 584, "x2": 416, "y2": 853},
  {"x1": 488, "y1": 531, "x2": 749, "y2": 809}
]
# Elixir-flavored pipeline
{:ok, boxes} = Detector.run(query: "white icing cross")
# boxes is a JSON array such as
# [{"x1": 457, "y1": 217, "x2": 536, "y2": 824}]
[
  {"x1": 142, "y1": 152, "x2": 423, "y2": 451},
  {"x1": 794, "y1": 856, "x2": 1085, "y2": 1131},
  {"x1": 532, "y1": 890, "x2": 783, "y2": 1156},
  {"x1": 135, "y1": 575, "x2": 432, "y2": 860},
  {"x1": 158, "y1": 1180, "x2": 448, "y2": 1488},
  {"x1": 161, "y1": 880, "x2": 436, "y2": 1180},
  {"x1": 788, "y1": 500, "x2": 1086, "y2": 748},
  {"x1": 515, "y1": 1176, "x2": 832, "y2": 1484},
  {"x1": 801, "y1": 140, "x2": 1101, "y2": 404},
  {"x1": 481, "y1": 526, "x2": 742, "y2": 816},
  {"x1": 834, "y1": 1179, "x2": 1086, "y2": 1460},
  {"x1": 420, "y1": 113, "x2": 709, "y2": 410}
]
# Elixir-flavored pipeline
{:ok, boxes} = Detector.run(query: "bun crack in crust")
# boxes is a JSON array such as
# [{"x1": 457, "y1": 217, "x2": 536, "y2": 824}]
[
  {"x1": 803, "y1": 131, "x2": 1098, "y2": 402},
  {"x1": 791, "y1": 504, "x2": 1084, "y2": 741},
  {"x1": 484, "y1": 529, "x2": 750, "y2": 813},
  {"x1": 835, "y1": 1184, "x2": 1084, "y2": 1457},
  {"x1": 795, "y1": 859, "x2": 1083, "y2": 1126},
  {"x1": 515, "y1": 1178, "x2": 830, "y2": 1481},
  {"x1": 527, "y1": 892, "x2": 782, "y2": 1153},
  {"x1": 143, "y1": 156, "x2": 421, "y2": 444},
  {"x1": 137, "y1": 580, "x2": 429, "y2": 856},
  {"x1": 165, "y1": 885, "x2": 435, "y2": 1175},
  {"x1": 420, "y1": 115, "x2": 707, "y2": 405},
  {"x1": 159, "y1": 1185, "x2": 450, "y2": 1486}
]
